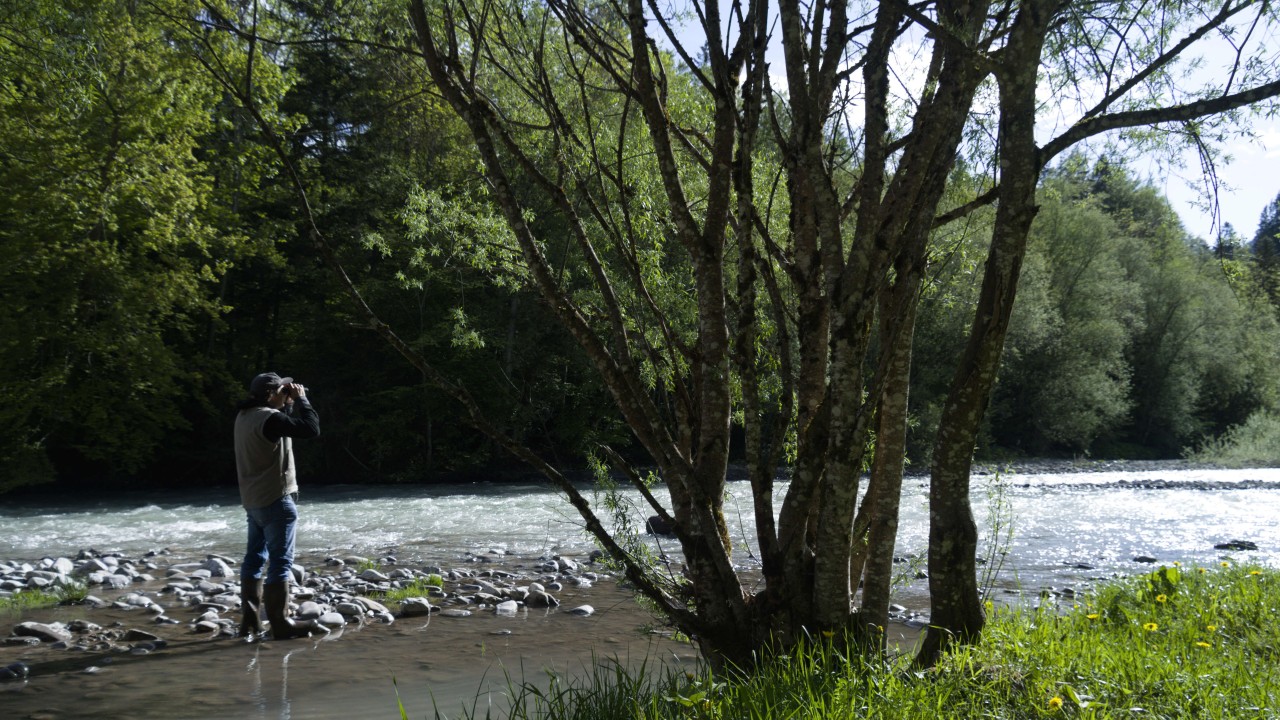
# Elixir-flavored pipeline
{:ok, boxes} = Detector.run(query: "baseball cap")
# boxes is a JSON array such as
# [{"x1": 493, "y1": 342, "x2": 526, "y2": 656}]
[{"x1": 249, "y1": 372, "x2": 293, "y2": 397}]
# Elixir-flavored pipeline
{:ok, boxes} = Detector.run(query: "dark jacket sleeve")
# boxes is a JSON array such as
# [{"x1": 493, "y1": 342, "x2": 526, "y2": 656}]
[{"x1": 262, "y1": 399, "x2": 320, "y2": 442}]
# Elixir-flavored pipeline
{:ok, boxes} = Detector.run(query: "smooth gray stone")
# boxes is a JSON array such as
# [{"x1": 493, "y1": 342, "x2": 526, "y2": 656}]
[
  {"x1": 566, "y1": 605, "x2": 594, "y2": 617},
  {"x1": 526, "y1": 590, "x2": 560, "y2": 608},
  {"x1": 202, "y1": 558, "x2": 234, "y2": 578},
  {"x1": 4, "y1": 636, "x2": 41, "y2": 647},
  {"x1": 358, "y1": 568, "x2": 390, "y2": 582},
  {"x1": 100, "y1": 574, "x2": 130, "y2": 589},
  {"x1": 494, "y1": 600, "x2": 519, "y2": 617},
  {"x1": 316, "y1": 612, "x2": 346, "y2": 627},
  {"x1": 73, "y1": 559, "x2": 111, "y2": 577},
  {"x1": 295, "y1": 601, "x2": 325, "y2": 620},
  {"x1": 335, "y1": 602, "x2": 366, "y2": 617},
  {"x1": 123, "y1": 629, "x2": 161, "y2": 643},
  {"x1": 439, "y1": 609, "x2": 472, "y2": 618},
  {"x1": 14, "y1": 621, "x2": 72, "y2": 643},
  {"x1": 399, "y1": 598, "x2": 434, "y2": 617},
  {"x1": 353, "y1": 597, "x2": 391, "y2": 615}
]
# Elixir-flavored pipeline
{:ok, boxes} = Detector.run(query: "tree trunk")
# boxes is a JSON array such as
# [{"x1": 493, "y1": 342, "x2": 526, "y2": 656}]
[
  {"x1": 856, "y1": 281, "x2": 918, "y2": 649},
  {"x1": 917, "y1": 2, "x2": 1050, "y2": 668}
]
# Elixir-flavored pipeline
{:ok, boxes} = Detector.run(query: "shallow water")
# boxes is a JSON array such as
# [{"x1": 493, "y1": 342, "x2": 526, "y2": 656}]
[
  {"x1": 1, "y1": 466, "x2": 1278, "y2": 718},
  {"x1": 1, "y1": 578, "x2": 695, "y2": 720}
]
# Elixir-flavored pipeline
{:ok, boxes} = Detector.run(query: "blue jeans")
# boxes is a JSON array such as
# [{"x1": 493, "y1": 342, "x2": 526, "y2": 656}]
[{"x1": 241, "y1": 493, "x2": 298, "y2": 586}]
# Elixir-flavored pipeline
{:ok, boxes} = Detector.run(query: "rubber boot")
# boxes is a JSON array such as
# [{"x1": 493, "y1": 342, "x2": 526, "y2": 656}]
[
  {"x1": 262, "y1": 582, "x2": 329, "y2": 640},
  {"x1": 238, "y1": 578, "x2": 264, "y2": 642}
]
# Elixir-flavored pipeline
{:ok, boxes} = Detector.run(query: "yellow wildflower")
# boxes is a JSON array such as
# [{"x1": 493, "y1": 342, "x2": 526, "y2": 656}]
[
  {"x1": 1205, "y1": 624, "x2": 1217, "y2": 632},
  {"x1": 1155, "y1": 594, "x2": 1167, "y2": 603},
  {"x1": 1195, "y1": 641, "x2": 1211, "y2": 648},
  {"x1": 1048, "y1": 696, "x2": 1064, "y2": 711},
  {"x1": 1249, "y1": 570, "x2": 1262, "y2": 576},
  {"x1": 1220, "y1": 561, "x2": 1230, "y2": 567},
  {"x1": 1086, "y1": 613, "x2": 1100, "y2": 620},
  {"x1": 1143, "y1": 622, "x2": 1159, "y2": 632},
  {"x1": 821, "y1": 630, "x2": 835, "y2": 638},
  {"x1": 1198, "y1": 568, "x2": 1207, "y2": 574},
  {"x1": 1173, "y1": 561, "x2": 1182, "y2": 567}
]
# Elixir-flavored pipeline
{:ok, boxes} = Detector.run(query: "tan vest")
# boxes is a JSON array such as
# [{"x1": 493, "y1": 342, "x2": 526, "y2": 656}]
[{"x1": 234, "y1": 407, "x2": 298, "y2": 509}]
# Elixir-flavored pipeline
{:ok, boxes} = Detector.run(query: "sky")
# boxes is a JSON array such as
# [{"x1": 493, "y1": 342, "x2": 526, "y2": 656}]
[{"x1": 1150, "y1": 123, "x2": 1280, "y2": 244}]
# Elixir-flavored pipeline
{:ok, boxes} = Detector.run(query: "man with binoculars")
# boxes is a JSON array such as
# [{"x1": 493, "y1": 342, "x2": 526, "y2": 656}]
[{"x1": 233, "y1": 371, "x2": 328, "y2": 641}]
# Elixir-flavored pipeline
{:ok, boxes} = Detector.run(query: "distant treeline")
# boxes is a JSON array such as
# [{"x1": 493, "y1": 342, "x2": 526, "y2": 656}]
[{"x1": 3, "y1": 2, "x2": 1279, "y2": 494}]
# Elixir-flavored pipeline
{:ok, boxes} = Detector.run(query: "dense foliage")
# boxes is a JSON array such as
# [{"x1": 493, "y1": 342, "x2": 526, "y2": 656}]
[{"x1": 2, "y1": 1, "x2": 1279, "y2": 497}]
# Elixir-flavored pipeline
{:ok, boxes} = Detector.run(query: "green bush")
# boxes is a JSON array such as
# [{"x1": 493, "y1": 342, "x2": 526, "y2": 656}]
[{"x1": 1188, "y1": 410, "x2": 1280, "y2": 467}]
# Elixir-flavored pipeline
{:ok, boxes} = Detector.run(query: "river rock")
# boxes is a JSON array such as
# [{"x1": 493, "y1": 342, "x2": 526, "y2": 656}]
[
  {"x1": 317, "y1": 612, "x2": 346, "y2": 627},
  {"x1": 68, "y1": 620, "x2": 101, "y2": 634},
  {"x1": 439, "y1": 609, "x2": 472, "y2": 618},
  {"x1": 353, "y1": 597, "x2": 391, "y2": 615},
  {"x1": 495, "y1": 600, "x2": 519, "y2": 617},
  {"x1": 358, "y1": 568, "x2": 390, "y2": 582},
  {"x1": 202, "y1": 558, "x2": 234, "y2": 578},
  {"x1": 335, "y1": 602, "x2": 366, "y2": 618},
  {"x1": 399, "y1": 598, "x2": 434, "y2": 617},
  {"x1": 123, "y1": 629, "x2": 162, "y2": 643},
  {"x1": 1214, "y1": 540, "x2": 1258, "y2": 551},
  {"x1": 645, "y1": 515, "x2": 675, "y2": 536},
  {"x1": 525, "y1": 589, "x2": 559, "y2": 609},
  {"x1": 295, "y1": 601, "x2": 325, "y2": 620},
  {"x1": 14, "y1": 621, "x2": 72, "y2": 643},
  {"x1": 556, "y1": 556, "x2": 578, "y2": 573},
  {"x1": 1133, "y1": 556, "x2": 1158, "y2": 563},
  {"x1": 566, "y1": 605, "x2": 594, "y2": 617},
  {"x1": 100, "y1": 574, "x2": 131, "y2": 590}
]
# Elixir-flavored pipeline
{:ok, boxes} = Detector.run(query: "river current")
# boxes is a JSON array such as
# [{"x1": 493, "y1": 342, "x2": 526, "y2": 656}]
[{"x1": 1, "y1": 463, "x2": 1277, "y2": 718}]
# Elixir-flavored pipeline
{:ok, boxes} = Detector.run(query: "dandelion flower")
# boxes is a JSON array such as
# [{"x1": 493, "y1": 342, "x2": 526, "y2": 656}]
[
  {"x1": 1173, "y1": 561, "x2": 1182, "y2": 567},
  {"x1": 1087, "y1": 613, "x2": 1100, "y2": 620},
  {"x1": 821, "y1": 630, "x2": 835, "y2": 638},
  {"x1": 1220, "y1": 561, "x2": 1230, "y2": 567},
  {"x1": 1195, "y1": 641, "x2": 1211, "y2": 648},
  {"x1": 1048, "y1": 696, "x2": 1064, "y2": 711},
  {"x1": 1156, "y1": 594, "x2": 1167, "y2": 603},
  {"x1": 1143, "y1": 622, "x2": 1159, "y2": 632},
  {"x1": 985, "y1": 600, "x2": 994, "y2": 610},
  {"x1": 1198, "y1": 568, "x2": 1207, "y2": 574},
  {"x1": 1205, "y1": 624, "x2": 1217, "y2": 632},
  {"x1": 1249, "y1": 570, "x2": 1262, "y2": 576}
]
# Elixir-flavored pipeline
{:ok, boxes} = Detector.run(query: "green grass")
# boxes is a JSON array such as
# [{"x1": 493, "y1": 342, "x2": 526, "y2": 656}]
[
  {"x1": 423, "y1": 564, "x2": 1279, "y2": 719},
  {"x1": 369, "y1": 574, "x2": 445, "y2": 604},
  {"x1": 0, "y1": 582, "x2": 89, "y2": 614}
]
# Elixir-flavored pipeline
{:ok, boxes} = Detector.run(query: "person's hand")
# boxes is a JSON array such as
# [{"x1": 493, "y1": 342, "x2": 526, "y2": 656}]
[{"x1": 290, "y1": 383, "x2": 308, "y2": 401}]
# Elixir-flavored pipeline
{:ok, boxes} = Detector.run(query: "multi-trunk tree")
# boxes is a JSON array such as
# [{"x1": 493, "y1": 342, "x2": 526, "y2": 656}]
[{"x1": 186, "y1": 0, "x2": 1280, "y2": 670}]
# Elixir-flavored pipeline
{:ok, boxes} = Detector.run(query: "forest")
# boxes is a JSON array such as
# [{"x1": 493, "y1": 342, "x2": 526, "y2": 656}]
[{"x1": 3, "y1": 1, "x2": 1278, "y2": 497}]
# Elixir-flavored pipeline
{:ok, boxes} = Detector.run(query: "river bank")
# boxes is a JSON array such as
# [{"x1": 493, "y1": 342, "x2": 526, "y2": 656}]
[{"x1": 1, "y1": 548, "x2": 710, "y2": 719}]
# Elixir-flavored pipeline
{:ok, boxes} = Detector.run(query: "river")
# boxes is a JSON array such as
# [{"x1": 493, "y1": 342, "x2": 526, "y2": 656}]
[{"x1": 1, "y1": 463, "x2": 1277, "y2": 718}]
